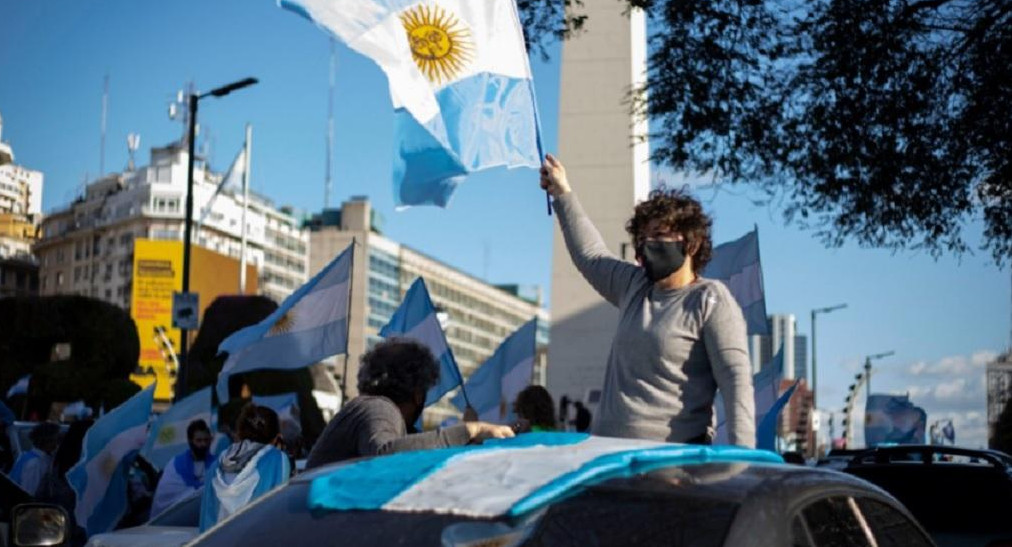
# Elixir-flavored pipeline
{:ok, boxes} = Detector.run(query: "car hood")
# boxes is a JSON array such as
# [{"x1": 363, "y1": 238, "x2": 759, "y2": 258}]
[{"x1": 85, "y1": 526, "x2": 197, "y2": 547}]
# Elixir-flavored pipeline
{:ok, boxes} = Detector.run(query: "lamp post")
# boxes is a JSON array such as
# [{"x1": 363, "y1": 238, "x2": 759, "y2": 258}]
[
  {"x1": 177, "y1": 77, "x2": 258, "y2": 402},
  {"x1": 810, "y1": 303, "x2": 847, "y2": 410},
  {"x1": 863, "y1": 350, "x2": 895, "y2": 395}
]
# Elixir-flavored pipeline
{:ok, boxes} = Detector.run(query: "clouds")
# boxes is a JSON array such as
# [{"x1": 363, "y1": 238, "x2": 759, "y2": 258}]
[{"x1": 906, "y1": 350, "x2": 998, "y2": 377}]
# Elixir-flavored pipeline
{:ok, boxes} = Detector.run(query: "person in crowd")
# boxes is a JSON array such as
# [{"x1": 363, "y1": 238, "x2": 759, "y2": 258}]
[
  {"x1": 199, "y1": 405, "x2": 289, "y2": 531},
  {"x1": 540, "y1": 154, "x2": 755, "y2": 447},
  {"x1": 572, "y1": 401, "x2": 593, "y2": 433},
  {"x1": 306, "y1": 338, "x2": 515, "y2": 469},
  {"x1": 513, "y1": 386, "x2": 557, "y2": 432},
  {"x1": 10, "y1": 422, "x2": 61, "y2": 496},
  {"x1": 150, "y1": 419, "x2": 215, "y2": 517}
]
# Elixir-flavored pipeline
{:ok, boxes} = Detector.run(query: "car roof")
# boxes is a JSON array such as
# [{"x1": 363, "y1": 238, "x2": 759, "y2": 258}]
[{"x1": 298, "y1": 433, "x2": 894, "y2": 520}]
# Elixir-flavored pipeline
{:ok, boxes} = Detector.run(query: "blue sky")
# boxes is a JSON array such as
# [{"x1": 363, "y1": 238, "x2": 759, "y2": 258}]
[{"x1": 2, "y1": 0, "x2": 1009, "y2": 446}]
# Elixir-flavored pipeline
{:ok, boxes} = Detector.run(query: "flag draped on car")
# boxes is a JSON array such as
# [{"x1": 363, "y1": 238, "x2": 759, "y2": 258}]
[{"x1": 278, "y1": 0, "x2": 543, "y2": 207}]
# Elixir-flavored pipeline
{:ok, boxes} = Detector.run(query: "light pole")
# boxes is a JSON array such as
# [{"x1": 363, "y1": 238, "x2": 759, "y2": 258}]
[
  {"x1": 178, "y1": 77, "x2": 258, "y2": 402},
  {"x1": 863, "y1": 350, "x2": 895, "y2": 395},
  {"x1": 810, "y1": 303, "x2": 847, "y2": 410}
]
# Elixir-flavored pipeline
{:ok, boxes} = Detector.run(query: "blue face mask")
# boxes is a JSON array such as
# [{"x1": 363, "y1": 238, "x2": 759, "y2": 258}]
[{"x1": 637, "y1": 240, "x2": 686, "y2": 282}]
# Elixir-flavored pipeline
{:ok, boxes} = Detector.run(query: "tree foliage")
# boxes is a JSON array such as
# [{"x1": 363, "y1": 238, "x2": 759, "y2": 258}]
[
  {"x1": 634, "y1": 0, "x2": 1011, "y2": 263},
  {"x1": 518, "y1": 0, "x2": 587, "y2": 59}
]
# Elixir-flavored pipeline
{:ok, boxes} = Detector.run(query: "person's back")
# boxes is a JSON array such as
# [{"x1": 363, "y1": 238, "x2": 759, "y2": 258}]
[
  {"x1": 199, "y1": 405, "x2": 289, "y2": 532},
  {"x1": 306, "y1": 339, "x2": 515, "y2": 469}
]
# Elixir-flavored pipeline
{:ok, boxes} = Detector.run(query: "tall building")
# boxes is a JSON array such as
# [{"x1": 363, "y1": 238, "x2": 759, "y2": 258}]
[
  {"x1": 750, "y1": 314, "x2": 809, "y2": 380},
  {"x1": 0, "y1": 112, "x2": 43, "y2": 296},
  {"x1": 548, "y1": 0, "x2": 650, "y2": 408},
  {"x1": 35, "y1": 141, "x2": 308, "y2": 307},
  {"x1": 987, "y1": 351, "x2": 1012, "y2": 447},
  {"x1": 306, "y1": 198, "x2": 549, "y2": 425}
]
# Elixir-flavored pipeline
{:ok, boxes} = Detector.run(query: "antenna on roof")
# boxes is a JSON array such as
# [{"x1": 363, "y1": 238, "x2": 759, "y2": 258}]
[{"x1": 100, "y1": 74, "x2": 109, "y2": 176}]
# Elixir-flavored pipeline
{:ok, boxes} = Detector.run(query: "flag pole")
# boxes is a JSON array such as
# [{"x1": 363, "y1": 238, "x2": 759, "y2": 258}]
[
  {"x1": 340, "y1": 238, "x2": 357, "y2": 408},
  {"x1": 240, "y1": 124, "x2": 251, "y2": 293}
]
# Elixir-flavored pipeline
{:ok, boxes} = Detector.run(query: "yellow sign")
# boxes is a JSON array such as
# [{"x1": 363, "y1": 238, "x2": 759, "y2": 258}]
[
  {"x1": 401, "y1": 4, "x2": 473, "y2": 85},
  {"x1": 130, "y1": 240, "x2": 183, "y2": 402}
]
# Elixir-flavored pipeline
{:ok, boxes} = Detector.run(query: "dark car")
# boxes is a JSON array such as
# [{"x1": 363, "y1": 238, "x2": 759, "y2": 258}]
[
  {"x1": 843, "y1": 445, "x2": 1012, "y2": 547},
  {"x1": 190, "y1": 435, "x2": 933, "y2": 547}
]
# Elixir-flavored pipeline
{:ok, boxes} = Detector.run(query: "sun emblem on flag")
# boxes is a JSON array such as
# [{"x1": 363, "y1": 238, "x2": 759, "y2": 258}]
[
  {"x1": 401, "y1": 4, "x2": 474, "y2": 85},
  {"x1": 157, "y1": 425, "x2": 178, "y2": 445},
  {"x1": 269, "y1": 311, "x2": 295, "y2": 336}
]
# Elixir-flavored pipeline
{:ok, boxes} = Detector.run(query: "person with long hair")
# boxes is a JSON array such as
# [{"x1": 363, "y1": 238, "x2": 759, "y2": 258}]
[
  {"x1": 513, "y1": 386, "x2": 557, "y2": 432},
  {"x1": 199, "y1": 404, "x2": 288, "y2": 531},
  {"x1": 540, "y1": 154, "x2": 755, "y2": 447}
]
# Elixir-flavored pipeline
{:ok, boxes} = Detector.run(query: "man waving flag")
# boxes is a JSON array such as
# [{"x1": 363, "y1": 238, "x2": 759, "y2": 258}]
[{"x1": 279, "y1": 0, "x2": 542, "y2": 207}]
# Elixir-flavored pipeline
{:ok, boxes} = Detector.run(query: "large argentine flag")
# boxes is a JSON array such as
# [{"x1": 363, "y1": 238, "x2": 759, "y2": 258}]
[
  {"x1": 380, "y1": 277, "x2": 464, "y2": 406},
  {"x1": 68, "y1": 385, "x2": 155, "y2": 537},
  {"x1": 279, "y1": 0, "x2": 542, "y2": 207},
  {"x1": 309, "y1": 434, "x2": 782, "y2": 518},
  {"x1": 217, "y1": 244, "x2": 354, "y2": 403},
  {"x1": 451, "y1": 318, "x2": 536, "y2": 423},
  {"x1": 141, "y1": 387, "x2": 212, "y2": 470},
  {"x1": 703, "y1": 229, "x2": 769, "y2": 335}
]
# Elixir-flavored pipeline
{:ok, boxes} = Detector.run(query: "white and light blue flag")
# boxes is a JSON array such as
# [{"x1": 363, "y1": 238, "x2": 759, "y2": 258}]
[
  {"x1": 197, "y1": 144, "x2": 246, "y2": 229},
  {"x1": 380, "y1": 277, "x2": 464, "y2": 406},
  {"x1": 715, "y1": 349, "x2": 793, "y2": 449},
  {"x1": 253, "y1": 392, "x2": 302, "y2": 436},
  {"x1": 279, "y1": 0, "x2": 543, "y2": 207},
  {"x1": 6, "y1": 374, "x2": 29, "y2": 399},
  {"x1": 216, "y1": 244, "x2": 354, "y2": 403},
  {"x1": 451, "y1": 318, "x2": 537, "y2": 423},
  {"x1": 68, "y1": 385, "x2": 155, "y2": 537},
  {"x1": 865, "y1": 394, "x2": 927, "y2": 447},
  {"x1": 141, "y1": 387, "x2": 212, "y2": 470},
  {"x1": 703, "y1": 229, "x2": 769, "y2": 335}
]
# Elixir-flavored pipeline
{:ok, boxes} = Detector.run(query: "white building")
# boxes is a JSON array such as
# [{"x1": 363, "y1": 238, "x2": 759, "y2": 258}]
[
  {"x1": 0, "y1": 112, "x2": 44, "y2": 260},
  {"x1": 35, "y1": 141, "x2": 307, "y2": 307}
]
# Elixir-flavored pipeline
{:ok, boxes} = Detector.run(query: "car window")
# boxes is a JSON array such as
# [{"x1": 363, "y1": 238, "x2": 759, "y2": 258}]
[
  {"x1": 795, "y1": 496, "x2": 872, "y2": 547},
  {"x1": 150, "y1": 491, "x2": 201, "y2": 527},
  {"x1": 855, "y1": 498, "x2": 932, "y2": 547},
  {"x1": 523, "y1": 489, "x2": 738, "y2": 547}
]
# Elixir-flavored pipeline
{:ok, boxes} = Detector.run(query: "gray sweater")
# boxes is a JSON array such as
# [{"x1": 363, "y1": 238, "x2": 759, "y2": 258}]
[
  {"x1": 555, "y1": 193, "x2": 756, "y2": 447},
  {"x1": 305, "y1": 396, "x2": 471, "y2": 469}
]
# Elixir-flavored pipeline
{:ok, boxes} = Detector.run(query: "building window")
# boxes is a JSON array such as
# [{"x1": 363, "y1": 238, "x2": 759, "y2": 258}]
[{"x1": 56, "y1": 272, "x2": 64, "y2": 286}]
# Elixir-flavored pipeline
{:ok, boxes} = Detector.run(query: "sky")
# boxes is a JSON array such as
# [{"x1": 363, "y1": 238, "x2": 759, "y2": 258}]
[{"x1": 1, "y1": 0, "x2": 1009, "y2": 447}]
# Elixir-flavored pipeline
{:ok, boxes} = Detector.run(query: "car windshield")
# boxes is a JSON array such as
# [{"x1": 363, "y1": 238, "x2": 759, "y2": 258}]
[{"x1": 194, "y1": 476, "x2": 740, "y2": 546}]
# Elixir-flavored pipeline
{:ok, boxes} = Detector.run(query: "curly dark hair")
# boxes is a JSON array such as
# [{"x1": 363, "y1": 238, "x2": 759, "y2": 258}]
[
  {"x1": 235, "y1": 404, "x2": 280, "y2": 444},
  {"x1": 357, "y1": 338, "x2": 439, "y2": 404},
  {"x1": 514, "y1": 385, "x2": 556, "y2": 430},
  {"x1": 625, "y1": 186, "x2": 713, "y2": 274}
]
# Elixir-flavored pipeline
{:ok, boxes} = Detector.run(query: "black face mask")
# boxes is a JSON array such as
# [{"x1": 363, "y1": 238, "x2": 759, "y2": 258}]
[{"x1": 637, "y1": 240, "x2": 687, "y2": 282}]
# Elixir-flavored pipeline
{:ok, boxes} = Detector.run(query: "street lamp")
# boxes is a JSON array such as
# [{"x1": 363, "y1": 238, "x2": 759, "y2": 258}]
[
  {"x1": 177, "y1": 77, "x2": 258, "y2": 402},
  {"x1": 863, "y1": 350, "x2": 895, "y2": 394},
  {"x1": 810, "y1": 303, "x2": 847, "y2": 410}
]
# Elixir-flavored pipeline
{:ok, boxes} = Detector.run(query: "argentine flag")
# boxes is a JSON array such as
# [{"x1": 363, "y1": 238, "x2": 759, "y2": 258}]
[
  {"x1": 308, "y1": 434, "x2": 782, "y2": 518},
  {"x1": 715, "y1": 349, "x2": 798, "y2": 450},
  {"x1": 451, "y1": 318, "x2": 536, "y2": 423},
  {"x1": 141, "y1": 387, "x2": 212, "y2": 470},
  {"x1": 217, "y1": 244, "x2": 354, "y2": 403},
  {"x1": 380, "y1": 277, "x2": 464, "y2": 406},
  {"x1": 279, "y1": 0, "x2": 542, "y2": 207},
  {"x1": 6, "y1": 374, "x2": 29, "y2": 398},
  {"x1": 68, "y1": 385, "x2": 155, "y2": 537},
  {"x1": 703, "y1": 229, "x2": 769, "y2": 336}
]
